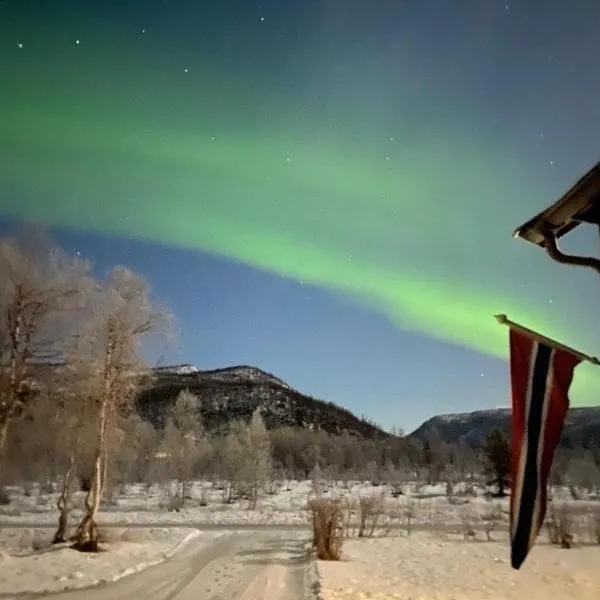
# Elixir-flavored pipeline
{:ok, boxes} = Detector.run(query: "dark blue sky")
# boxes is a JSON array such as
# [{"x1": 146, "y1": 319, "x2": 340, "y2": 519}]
[
  {"x1": 1, "y1": 0, "x2": 600, "y2": 432},
  {"x1": 24, "y1": 225, "x2": 504, "y2": 433}
]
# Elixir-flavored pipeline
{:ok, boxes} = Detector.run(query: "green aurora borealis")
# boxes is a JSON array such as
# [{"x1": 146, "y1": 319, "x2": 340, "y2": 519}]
[{"x1": 2, "y1": 1, "x2": 600, "y2": 408}]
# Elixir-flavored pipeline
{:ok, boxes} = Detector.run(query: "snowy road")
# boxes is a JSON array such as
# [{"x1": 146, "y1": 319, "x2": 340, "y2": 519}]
[{"x1": 12, "y1": 531, "x2": 312, "y2": 600}]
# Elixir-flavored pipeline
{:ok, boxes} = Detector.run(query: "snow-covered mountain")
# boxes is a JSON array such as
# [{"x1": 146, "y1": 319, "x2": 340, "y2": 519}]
[
  {"x1": 409, "y1": 407, "x2": 600, "y2": 449},
  {"x1": 151, "y1": 364, "x2": 291, "y2": 387},
  {"x1": 138, "y1": 364, "x2": 385, "y2": 438},
  {"x1": 153, "y1": 364, "x2": 200, "y2": 375}
]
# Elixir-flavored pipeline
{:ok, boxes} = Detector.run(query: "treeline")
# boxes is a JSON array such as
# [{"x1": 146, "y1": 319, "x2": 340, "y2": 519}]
[{"x1": 6, "y1": 383, "x2": 600, "y2": 510}]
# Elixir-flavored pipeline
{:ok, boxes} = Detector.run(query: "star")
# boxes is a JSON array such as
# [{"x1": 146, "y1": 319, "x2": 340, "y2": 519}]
[
  {"x1": 17, "y1": 42, "x2": 23, "y2": 48},
  {"x1": 141, "y1": 28, "x2": 146, "y2": 34},
  {"x1": 184, "y1": 68, "x2": 189, "y2": 73},
  {"x1": 549, "y1": 160, "x2": 555, "y2": 166},
  {"x1": 260, "y1": 17, "x2": 265, "y2": 22},
  {"x1": 75, "y1": 40, "x2": 80, "y2": 45},
  {"x1": 285, "y1": 157, "x2": 292, "y2": 163},
  {"x1": 385, "y1": 155, "x2": 390, "y2": 161}
]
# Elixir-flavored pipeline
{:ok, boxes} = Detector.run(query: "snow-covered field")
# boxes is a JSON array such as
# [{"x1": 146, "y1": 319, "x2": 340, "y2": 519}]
[
  {"x1": 0, "y1": 527, "x2": 227, "y2": 595},
  {"x1": 0, "y1": 479, "x2": 598, "y2": 597},
  {"x1": 318, "y1": 533, "x2": 600, "y2": 600},
  {"x1": 0, "y1": 480, "x2": 597, "y2": 531}
]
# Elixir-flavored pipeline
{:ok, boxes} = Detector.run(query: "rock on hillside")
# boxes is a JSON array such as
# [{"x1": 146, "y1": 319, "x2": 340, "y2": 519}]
[
  {"x1": 136, "y1": 364, "x2": 388, "y2": 438},
  {"x1": 409, "y1": 407, "x2": 600, "y2": 449}
]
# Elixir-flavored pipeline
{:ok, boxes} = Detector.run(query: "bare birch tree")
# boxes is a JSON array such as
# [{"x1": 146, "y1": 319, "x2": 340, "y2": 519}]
[
  {"x1": 158, "y1": 390, "x2": 208, "y2": 508},
  {"x1": 51, "y1": 376, "x2": 97, "y2": 544},
  {"x1": 5, "y1": 387, "x2": 58, "y2": 485},
  {"x1": 0, "y1": 232, "x2": 91, "y2": 479},
  {"x1": 114, "y1": 413, "x2": 159, "y2": 485},
  {"x1": 11, "y1": 375, "x2": 93, "y2": 543},
  {"x1": 245, "y1": 409, "x2": 272, "y2": 509},
  {"x1": 72, "y1": 266, "x2": 166, "y2": 551},
  {"x1": 219, "y1": 423, "x2": 247, "y2": 504},
  {"x1": 220, "y1": 410, "x2": 272, "y2": 509}
]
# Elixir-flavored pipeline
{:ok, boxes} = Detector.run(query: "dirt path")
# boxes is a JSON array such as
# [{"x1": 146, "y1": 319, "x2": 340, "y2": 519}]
[{"x1": 12, "y1": 531, "x2": 311, "y2": 600}]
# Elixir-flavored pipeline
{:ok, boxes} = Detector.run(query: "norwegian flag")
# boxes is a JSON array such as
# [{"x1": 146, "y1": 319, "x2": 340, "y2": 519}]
[{"x1": 508, "y1": 328, "x2": 582, "y2": 569}]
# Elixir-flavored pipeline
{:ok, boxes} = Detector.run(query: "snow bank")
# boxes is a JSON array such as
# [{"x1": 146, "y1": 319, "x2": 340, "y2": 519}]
[
  {"x1": 0, "y1": 527, "x2": 224, "y2": 595},
  {"x1": 318, "y1": 533, "x2": 600, "y2": 600}
]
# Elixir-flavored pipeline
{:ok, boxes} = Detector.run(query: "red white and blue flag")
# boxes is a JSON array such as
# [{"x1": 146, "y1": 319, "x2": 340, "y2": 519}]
[{"x1": 508, "y1": 328, "x2": 582, "y2": 569}]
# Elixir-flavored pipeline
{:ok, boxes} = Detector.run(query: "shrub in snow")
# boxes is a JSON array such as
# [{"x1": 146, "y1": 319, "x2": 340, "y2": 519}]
[
  {"x1": 0, "y1": 486, "x2": 10, "y2": 505},
  {"x1": 547, "y1": 502, "x2": 574, "y2": 548},
  {"x1": 586, "y1": 505, "x2": 600, "y2": 544},
  {"x1": 309, "y1": 497, "x2": 344, "y2": 560},
  {"x1": 481, "y1": 505, "x2": 504, "y2": 541},
  {"x1": 357, "y1": 494, "x2": 385, "y2": 538}
]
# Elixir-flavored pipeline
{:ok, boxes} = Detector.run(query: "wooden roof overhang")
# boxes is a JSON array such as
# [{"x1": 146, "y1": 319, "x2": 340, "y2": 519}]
[{"x1": 512, "y1": 160, "x2": 600, "y2": 274}]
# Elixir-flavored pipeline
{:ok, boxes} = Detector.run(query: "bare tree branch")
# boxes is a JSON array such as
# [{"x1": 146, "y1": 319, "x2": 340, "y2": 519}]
[{"x1": 0, "y1": 233, "x2": 92, "y2": 473}]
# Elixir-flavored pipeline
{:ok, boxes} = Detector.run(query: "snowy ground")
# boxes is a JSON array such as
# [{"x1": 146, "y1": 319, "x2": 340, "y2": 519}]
[
  {"x1": 0, "y1": 480, "x2": 310, "y2": 526},
  {"x1": 0, "y1": 527, "x2": 227, "y2": 595},
  {"x1": 318, "y1": 533, "x2": 600, "y2": 600},
  {"x1": 0, "y1": 480, "x2": 598, "y2": 597},
  {"x1": 0, "y1": 480, "x2": 597, "y2": 532}
]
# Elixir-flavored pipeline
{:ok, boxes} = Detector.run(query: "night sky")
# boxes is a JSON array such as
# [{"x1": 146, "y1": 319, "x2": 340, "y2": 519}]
[{"x1": 1, "y1": 0, "x2": 600, "y2": 432}]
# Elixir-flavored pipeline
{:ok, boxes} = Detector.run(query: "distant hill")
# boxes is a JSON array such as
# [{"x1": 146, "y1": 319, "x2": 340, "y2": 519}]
[
  {"x1": 409, "y1": 407, "x2": 600, "y2": 450},
  {"x1": 136, "y1": 364, "x2": 389, "y2": 438}
]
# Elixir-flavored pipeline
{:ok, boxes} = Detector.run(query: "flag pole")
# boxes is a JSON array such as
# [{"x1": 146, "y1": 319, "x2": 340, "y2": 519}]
[{"x1": 494, "y1": 314, "x2": 600, "y2": 365}]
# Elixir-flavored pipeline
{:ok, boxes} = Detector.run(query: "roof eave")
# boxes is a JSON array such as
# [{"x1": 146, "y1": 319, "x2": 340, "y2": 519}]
[{"x1": 513, "y1": 160, "x2": 600, "y2": 247}]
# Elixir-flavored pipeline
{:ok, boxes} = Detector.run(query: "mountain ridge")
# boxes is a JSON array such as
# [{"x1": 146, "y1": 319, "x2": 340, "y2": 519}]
[
  {"x1": 409, "y1": 406, "x2": 600, "y2": 449},
  {"x1": 137, "y1": 363, "x2": 388, "y2": 438},
  {"x1": 139, "y1": 364, "x2": 600, "y2": 448}
]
